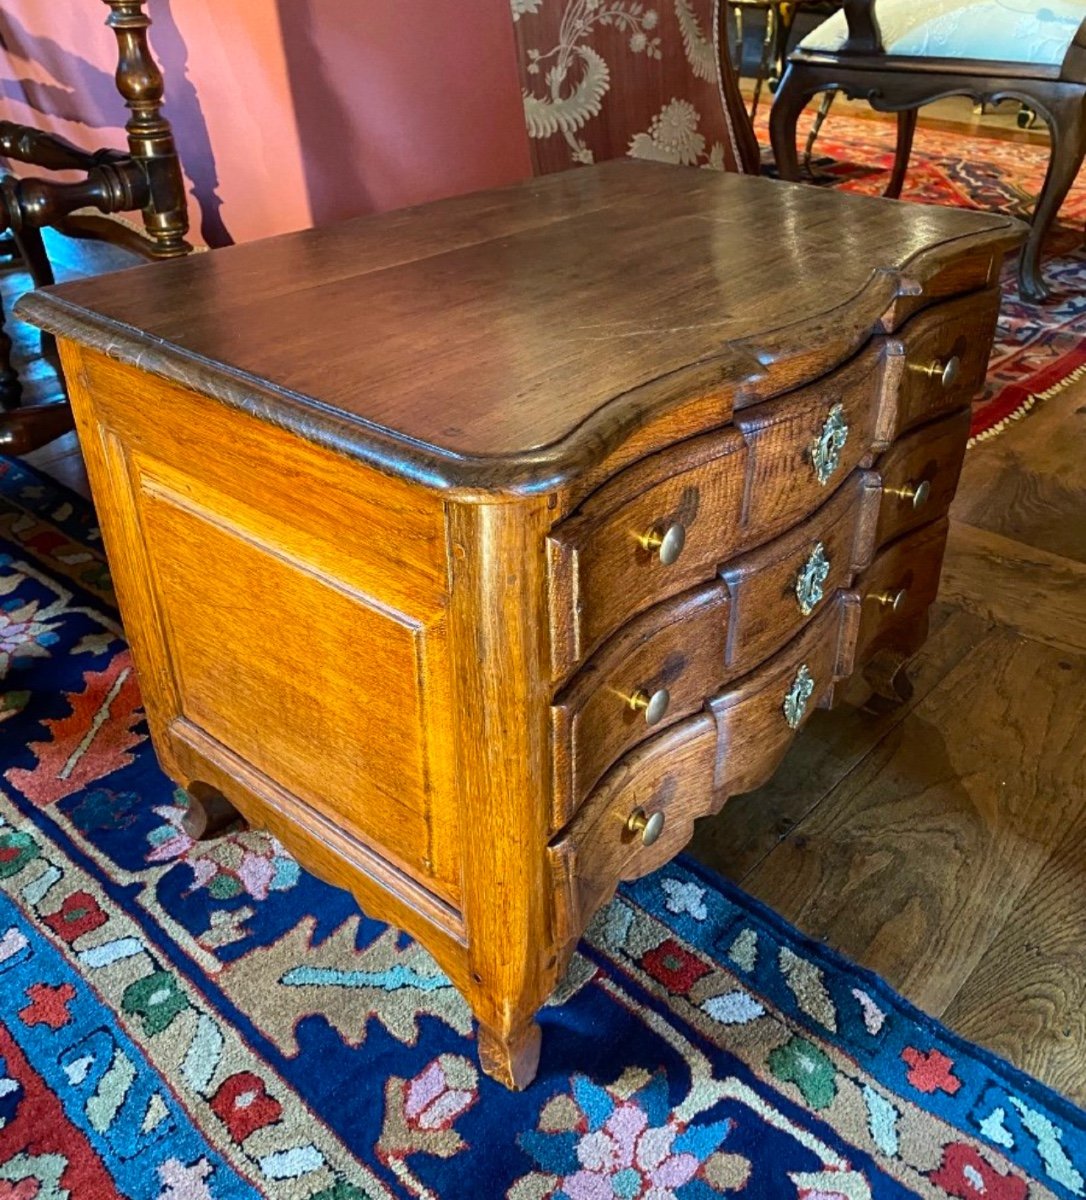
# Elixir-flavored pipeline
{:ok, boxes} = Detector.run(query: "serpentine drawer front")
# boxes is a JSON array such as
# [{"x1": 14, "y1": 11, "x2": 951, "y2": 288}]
[{"x1": 19, "y1": 162, "x2": 1022, "y2": 1090}]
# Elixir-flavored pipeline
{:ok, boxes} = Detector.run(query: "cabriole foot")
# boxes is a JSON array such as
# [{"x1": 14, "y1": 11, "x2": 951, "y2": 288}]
[
  {"x1": 477, "y1": 1020, "x2": 542, "y2": 1091},
  {"x1": 862, "y1": 649, "x2": 915, "y2": 712},
  {"x1": 181, "y1": 782, "x2": 244, "y2": 841}
]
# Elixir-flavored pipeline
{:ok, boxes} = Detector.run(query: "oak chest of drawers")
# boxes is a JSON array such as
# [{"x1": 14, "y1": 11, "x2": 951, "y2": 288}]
[{"x1": 20, "y1": 162, "x2": 1023, "y2": 1090}]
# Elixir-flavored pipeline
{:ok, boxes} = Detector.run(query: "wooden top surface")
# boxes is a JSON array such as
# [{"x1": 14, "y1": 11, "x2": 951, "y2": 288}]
[{"x1": 21, "y1": 162, "x2": 1020, "y2": 493}]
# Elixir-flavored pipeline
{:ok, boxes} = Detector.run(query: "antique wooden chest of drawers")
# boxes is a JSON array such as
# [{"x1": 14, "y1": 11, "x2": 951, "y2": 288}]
[{"x1": 20, "y1": 162, "x2": 1023, "y2": 1089}]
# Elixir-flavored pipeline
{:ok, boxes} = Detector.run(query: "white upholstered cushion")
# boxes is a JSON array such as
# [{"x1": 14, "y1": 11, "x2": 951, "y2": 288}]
[{"x1": 799, "y1": 0, "x2": 1086, "y2": 67}]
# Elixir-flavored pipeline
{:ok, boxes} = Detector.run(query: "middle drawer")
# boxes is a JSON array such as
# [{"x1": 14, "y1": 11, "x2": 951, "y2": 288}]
[{"x1": 551, "y1": 469, "x2": 877, "y2": 825}]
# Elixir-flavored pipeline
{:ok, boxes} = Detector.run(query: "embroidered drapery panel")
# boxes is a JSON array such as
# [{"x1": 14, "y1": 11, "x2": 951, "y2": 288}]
[{"x1": 509, "y1": 0, "x2": 758, "y2": 175}]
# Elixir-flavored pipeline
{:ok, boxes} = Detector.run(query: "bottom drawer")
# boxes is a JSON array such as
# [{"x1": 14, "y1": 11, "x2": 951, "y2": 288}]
[
  {"x1": 710, "y1": 592, "x2": 859, "y2": 797},
  {"x1": 549, "y1": 592, "x2": 859, "y2": 946},
  {"x1": 550, "y1": 713, "x2": 718, "y2": 946},
  {"x1": 855, "y1": 518, "x2": 950, "y2": 666}
]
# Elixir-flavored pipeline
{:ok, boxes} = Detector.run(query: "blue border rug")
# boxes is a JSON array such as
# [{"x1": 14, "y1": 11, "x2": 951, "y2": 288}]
[{"x1": 0, "y1": 453, "x2": 1082, "y2": 1199}]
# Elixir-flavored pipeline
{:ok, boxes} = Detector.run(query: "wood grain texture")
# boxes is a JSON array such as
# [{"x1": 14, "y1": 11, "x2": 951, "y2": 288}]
[
  {"x1": 686, "y1": 604, "x2": 994, "y2": 880},
  {"x1": 18, "y1": 162, "x2": 1021, "y2": 494},
  {"x1": 939, "y1": 521, "x2": 1086, "y2": 656},
  {"x1": 854, "y1": 518, "x2": 950, "y2": 666},
  {"x1": 720, "y1": 471, "x2": 876, "y2": 677},
  {"x1": 444, "y1": 497, "x2": 559, "y2": 1089},
  {"x1": 710, "y1": 592, "x2": 860, "y2": 797},
  {"x1": 738, "y1": 629, "x2": 1086, "y2": 1019},
  {"x1": 59, "y1": 339, "x2": 470, "y2": 946},
  {"x1": 548, "y1": 288, "x2": 979, "y2": 682},
  {"x1": 548, "y1": 426, "x2": 747, "y2": 677},
  {"x1": 553, "y1": 591, "x2": 862, "y2": 953},
  {"x1": 733, "y1": 347, "x2": 890, "y2": 536},
  {"x1": 886, "y1": 288, "x2": 1001, "y2": 436},
  {"x1": 551, "y1": 581, "x2": 731, "y2": 825},
  {"x1": 137, "y1": 481, "x2": 458, "y2": 900},
  {"x1": 873, "y1": 406, "x2": 970, "y2": 546},
  {"x1": 951, "y1": 378, "x2": 1086, "y2": 564},
  {"x1": 941, "y1": 802, "x2": 1086, "y2": 1106},
  {"x1": 20, "y1": 431, "x2": 90, "y2": 499},
  {"x1": 550, "y1": 713, "x2": 719, "y2": 949},
  {"x1": 690, "y1": 345, "x2": 1086, "y2": 1098}
]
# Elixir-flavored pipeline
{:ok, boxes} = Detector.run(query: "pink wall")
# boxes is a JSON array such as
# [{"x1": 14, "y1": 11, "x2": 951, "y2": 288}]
[{"x1": 0, "y1": 0, "x2": 532, "y2": 247}]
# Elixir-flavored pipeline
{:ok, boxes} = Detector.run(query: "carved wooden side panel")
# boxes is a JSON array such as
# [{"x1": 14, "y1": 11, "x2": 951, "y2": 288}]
[{"x1": 60, "y1": 344, "x2": 465, "y2": 922}]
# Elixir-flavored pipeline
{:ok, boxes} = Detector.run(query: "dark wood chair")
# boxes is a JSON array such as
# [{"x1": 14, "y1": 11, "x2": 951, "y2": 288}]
[
  {"x1": 0, "y1": 0, "x2": 189, "y2": 456},
  {"x1": 725, "y1": 0, "x2": 841, "y2": 120},
  {"x1": 768, "y1": 0, "x2": 1086, "y2": 302}
]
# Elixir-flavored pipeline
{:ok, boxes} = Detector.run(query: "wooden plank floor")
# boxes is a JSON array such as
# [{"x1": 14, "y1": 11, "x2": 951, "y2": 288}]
[{"x1": 6, "y1": 229, "x2": 1085, "y2": 1105}]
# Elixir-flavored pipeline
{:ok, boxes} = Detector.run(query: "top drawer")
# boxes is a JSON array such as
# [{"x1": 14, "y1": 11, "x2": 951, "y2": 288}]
[
  {"x1": 548, "y1": 339, "x2": 892, "y2": 681},
  {"x1": 889, "y1": 287, "x2": 1000, "y2": 436},
  {"x1": 732, "y1": 334, "x2": 893, "y2": 540},
  {"x1": 547, "y1": 428, "x2": 749, "y2": 681}
]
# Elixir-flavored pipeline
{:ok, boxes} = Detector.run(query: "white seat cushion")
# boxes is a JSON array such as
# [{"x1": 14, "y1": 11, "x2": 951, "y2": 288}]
[{"x1": 799, "y1": 0, "x2": 1086, "y2": 67}]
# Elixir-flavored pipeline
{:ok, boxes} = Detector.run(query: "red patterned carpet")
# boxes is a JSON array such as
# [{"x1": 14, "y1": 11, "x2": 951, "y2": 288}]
[{"x1": 755, "y1": 108, "x2": 1086, "y2": 441}]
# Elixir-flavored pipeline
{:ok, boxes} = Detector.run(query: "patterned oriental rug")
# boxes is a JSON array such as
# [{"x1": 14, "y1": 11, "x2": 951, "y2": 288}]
[
  {"x1": 752, "y1": 108, "x2": 1086, "y2": 443},
  {"x1": 2, "y1": 464, "x2": 1085, "y2": 1197}
]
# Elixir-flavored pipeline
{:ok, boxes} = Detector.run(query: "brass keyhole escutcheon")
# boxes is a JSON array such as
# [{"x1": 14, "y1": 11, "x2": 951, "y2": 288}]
[
  {"x1": 627, "y1": 807, "x2": 665, "y2": 846},
  {"x1": 627, "y1": 687, "x2": 671, "y2": 726},
  {"x1": 795, "y1": 541, "x2": 830, "y2": 616},
  {"x1": 810, "y1": 403, "x2": 849, "y2": 486},
  {"x1": 782, "y1": 663, "x2": 815, "y2": 730},
  {"x1": 639, "y1": 521, "x2": 686, "y2": 566},
  {"x1": 885, "y1": 479, "x2": 931, "y2": 509}
]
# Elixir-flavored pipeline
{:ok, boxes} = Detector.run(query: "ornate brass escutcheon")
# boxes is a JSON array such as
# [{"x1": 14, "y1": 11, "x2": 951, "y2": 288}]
[
  {"x1": 810, "y1": 403, "x2": 849, "y2": 486},
  {"x1": 782, "y1": 663, "x2": 815, "y2": 729},
  {"x1": 794, "y1": 541, "x2": 830, "y2": 616}
]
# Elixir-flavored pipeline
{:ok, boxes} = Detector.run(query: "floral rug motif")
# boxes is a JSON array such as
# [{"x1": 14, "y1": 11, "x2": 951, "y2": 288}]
[
  {"x1": 752, "y1": 108, "x2": 1086, "y2": 441},
  {"x1": 0, "y1": 454, "x2": 1083, "y2": 1198}
]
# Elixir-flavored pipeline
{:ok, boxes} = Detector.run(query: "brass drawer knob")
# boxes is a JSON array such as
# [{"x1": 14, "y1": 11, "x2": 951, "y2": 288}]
[
  {"x1": 627, "y1": 807, "x2": 665, "y2": 846},
  {"x1": 871, "y1": 588, "x2": 907, "y2": 612},
  {"x1": 885, "y1": 479, "x2": 931, "y2": 509},
  {"x1": 639, "y1": 521, "x2": 686, "y2": 566},
  {"x1": 916, "y1": 354, "x2": 961, "y2": 390},
  {"x1": 628, "y1": 687, "x2": 671, "y2": 726}
]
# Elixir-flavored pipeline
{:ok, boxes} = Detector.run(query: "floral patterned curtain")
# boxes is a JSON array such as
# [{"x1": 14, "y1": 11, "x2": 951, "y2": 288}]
[{"x1": 509, "y1": 0, "x2": 759, "y2": 175}]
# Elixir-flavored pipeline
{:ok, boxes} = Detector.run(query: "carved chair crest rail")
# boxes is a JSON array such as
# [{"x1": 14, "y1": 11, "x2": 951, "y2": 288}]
[{"x1": 0, "y1": 0, "x2": 189, "y2": 456}]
